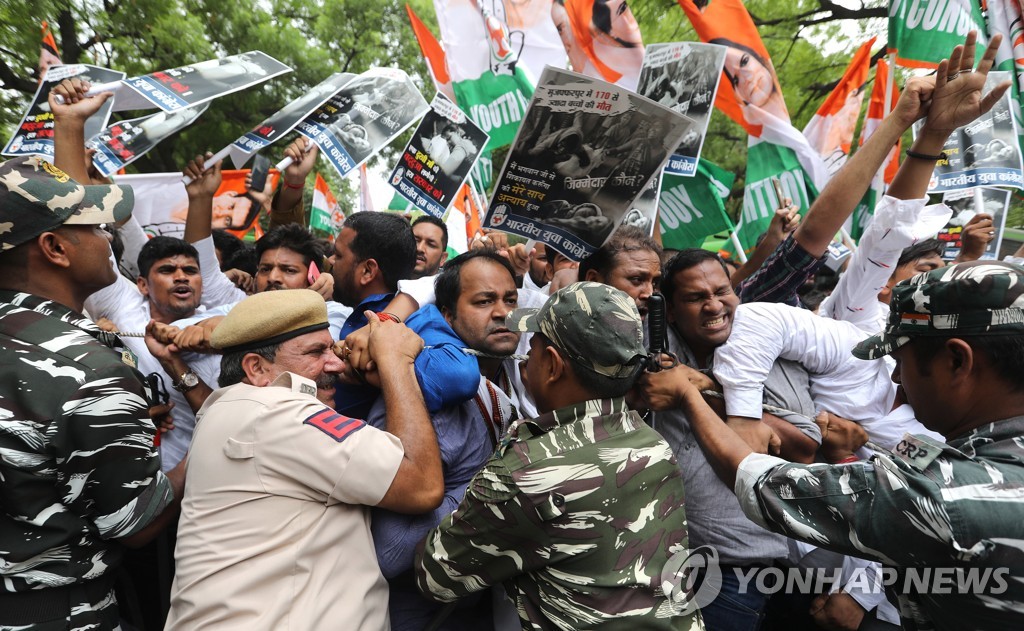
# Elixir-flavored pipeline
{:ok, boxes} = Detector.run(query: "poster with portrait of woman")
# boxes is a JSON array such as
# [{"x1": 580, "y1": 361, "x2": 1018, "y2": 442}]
[
  {"x1": 389, "y1": 93, "x2": 490, "y2": 219},
  {"x1": 637, "y1": 42, "x2": 726, "y2": 177},
  {"x1": 87, "y1": 103, "x2": 209, "y2": 176},
  {"x1": 918, "y1": 71, "x2": 1024, "y2": 193},
  {"x1": 296, "y1": 68, "x2": 430, "y2": 178},
  {"x1": 485, "y1": 67, "x2": 690, "y2": 260}
]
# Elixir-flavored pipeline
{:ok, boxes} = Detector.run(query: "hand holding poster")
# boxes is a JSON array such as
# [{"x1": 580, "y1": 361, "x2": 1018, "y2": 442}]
[
  {"x1": 938, "y1": 187, "x2": 1010, "y2": 260},
  {"x1": 225, "y1": 72, "x2": 356, "y2": 168},
  {"x1": 3, "y1": 65, "x2": 125, "y2": 160},
  {"x1": 636, "y1": 42, "x2": 726, "y2": 177},
  {"x1": 113, "y1": 51, "x2": 292, "y2": 113},
  {"x1": 88, "y1": 104, "x2": 209, "y2": 176},
  {"x1": 389, "y1": 94, "x2": 490, "y2": 218},
  {"x1": 484, "y1": 66, "x2": 692, "y2": 260},
  {"x1": 297, "y1": 68, "x2": 430, "y2": 178},
  {"x1": 919, "y1": 72, "x2": 1023, "y2": 192}
]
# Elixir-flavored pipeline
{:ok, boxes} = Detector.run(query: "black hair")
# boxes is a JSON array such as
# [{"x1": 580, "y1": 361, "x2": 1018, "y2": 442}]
[
  {"x1": 343, "y1": 212, "x2": 416, "y2": 291},
  {"x1": 412, "y1": 214, "x2": 449, "y2": 251},
  {"x1": 223, "y1": 243, "x2": 258, "y2": 276},
  {"x1": 212, "y1": 229, "x2": 245, "y2": 270},
  {"x1": 219, "y1": 343, "x2": 280, "y2": 387},
  {"x1": 592, "y1": 0, "x2": 639, "y2": 48},
  {"x1": 435, "y1": 250, "x2": 517, "y2": 316},
  {"x1": 897, "y1": 238, "x2": 946, "y2": 270},
  {"x1": 538, "y1": 333, "x2": 640, "y2": 398},
  {"x1": 910, "y1": 335, "x2": 1024, "y2": 393},
  {"x1": 137, "y1": 237, "x2": 199, "y2": 279},
  {"x1": 578, "y1": 225, "x2": 661, "y2": 280},
  {"x1": 256, "y1": 224, "x2": 320, "y2": 268},
  {"x1": 662, "y1": 249, "x2": 730, "y2": 305}
]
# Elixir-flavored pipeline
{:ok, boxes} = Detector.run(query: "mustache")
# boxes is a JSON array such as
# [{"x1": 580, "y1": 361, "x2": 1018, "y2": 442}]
[{"x1": 315, "y1": 373, "x2": 338, "y2": 389}]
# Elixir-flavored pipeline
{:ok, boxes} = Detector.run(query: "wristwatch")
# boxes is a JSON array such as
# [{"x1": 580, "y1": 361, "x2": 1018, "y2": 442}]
[{"x1": 172, "y1": 370, "x2": 200, "y2": 392}]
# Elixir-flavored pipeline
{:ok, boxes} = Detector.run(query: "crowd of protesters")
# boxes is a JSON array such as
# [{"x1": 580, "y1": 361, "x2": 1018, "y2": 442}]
[{"x1": 3, "y1": 32, "x2": 1024, "y2": 631}]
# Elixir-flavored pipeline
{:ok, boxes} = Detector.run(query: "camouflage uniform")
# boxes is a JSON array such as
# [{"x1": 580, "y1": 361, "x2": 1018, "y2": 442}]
[
  {"x1": 0, "y1": 291, "x2": 173, "y2": 630},
  {"x1": 0, "y1": 156, "x2": 171, "y2": 629},
  {"x1": 416, "y1": 282, "x2": 698, "y2": 630},
  {"x1": 734, "y1": 262, "x2": 1024, "y2": 631}
]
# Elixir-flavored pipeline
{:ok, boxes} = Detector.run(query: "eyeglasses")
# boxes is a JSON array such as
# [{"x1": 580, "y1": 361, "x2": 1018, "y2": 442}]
[{"x1": 144, "y1": 372, "x2": 170, "y2": 407}]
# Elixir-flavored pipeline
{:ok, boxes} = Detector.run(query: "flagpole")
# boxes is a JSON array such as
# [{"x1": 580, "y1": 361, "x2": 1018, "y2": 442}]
[
  {"x1": 728, "y1": 230, "x2": 748, "y2": 264},
  {"x1": 182, "y1": 145, "x2": 233, "y2": 184}
]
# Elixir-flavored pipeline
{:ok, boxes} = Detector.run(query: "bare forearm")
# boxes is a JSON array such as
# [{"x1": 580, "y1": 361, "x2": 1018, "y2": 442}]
[
  {"x1": 886, "y1": 129, "x2": 949, "y2": 200},
  {"x1": 53, "y1": 118, "x2": 90, "y2": 183},
  {"x1": 183, "y1": 194, "x2": 214, "y2": 244},
  {"x1": 796, "y1": 115, "x2": 908, "y2": 256},
  {"x1": 731, "y1": 235, "x2": 782, "y2": 288},
  {"x1": 682, "y1": 389, "x2": 752, "y2": 489}
]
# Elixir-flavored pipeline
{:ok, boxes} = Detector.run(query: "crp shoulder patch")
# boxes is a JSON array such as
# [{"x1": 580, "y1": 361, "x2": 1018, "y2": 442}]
[
  {"x1": 303, "y1": 408, "x2": 364, "y2": 443},
  {"x1": 893, "y1": 433, "x2": 943, "y2": 472}
]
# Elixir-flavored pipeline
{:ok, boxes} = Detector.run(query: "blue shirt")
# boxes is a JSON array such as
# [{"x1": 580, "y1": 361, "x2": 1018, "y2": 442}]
[{"x1": 334, "y1": 298, "x2": 480, "y2": 419}]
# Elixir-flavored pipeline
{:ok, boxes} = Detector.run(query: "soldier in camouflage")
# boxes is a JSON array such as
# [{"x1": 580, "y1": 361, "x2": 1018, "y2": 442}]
[
  {"x1": 638, "y1": 260, "x2": 1024, "y2": 631},
  {"x1": 415, "y1": 281, "x2": 699, "y2": 630},
  {"x1": 0, "y1": 157, "x2": 182, "y2": 629}
]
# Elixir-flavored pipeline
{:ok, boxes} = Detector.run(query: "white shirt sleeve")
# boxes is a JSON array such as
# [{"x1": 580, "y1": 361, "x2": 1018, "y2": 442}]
[
  {"x1": 396, "y1": 274, "x2": 438, "y2": 308},
  {"x1": 713, "y1": 303, "x2": 848, "y2": 419},
  {"x1": 820, "y1": 196, "x2": 950, "y2": 333},
  {"x1": 194, "y1": 236, "x2": 246, "y2": 308}
]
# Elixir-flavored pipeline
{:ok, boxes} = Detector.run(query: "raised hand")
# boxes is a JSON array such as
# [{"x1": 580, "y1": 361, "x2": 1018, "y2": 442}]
[
  {"x1": 49, "y1": 78, "x2": 112, "y2": 123},
  {"x1": 922, "y1": 31, "x2": 1010, "y2": 137},
  {"x1": 183, "y1": 153, "x2": 222, "y2": 199}
]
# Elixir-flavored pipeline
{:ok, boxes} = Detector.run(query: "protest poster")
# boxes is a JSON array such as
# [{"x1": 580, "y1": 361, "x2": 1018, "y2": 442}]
[
  {"x1": 3, "y1": 64, "x2": 125, "y2": 160},
  {"x1": 484, "y1": 67, "x2": 691, "y2": 260},
  {"x1": 621, "y1": 174, "x2": 661, "y2": 237},
  {"x1": 938, "y1": 187, "x2": 1011, "y2": 261},
  {"x1": 918, "y1": 72, "x2": 1024, "y2": 193},
  {"x1": 114, "y1": 169, "x2": 279, "y2": 240},
  {"x1": 388, "y1": 94, "x2": 490, "y2": 218},
  {"x1": 226, "y1": 72, "x2": 356, "y2": 168},
  {"x1": 88, "y1": 104, "x2": 209, "y2": 176},
  {"x1": 116, "y1": 51, "x2": 291, "y2": 113},
  {"x1": 636, "y1": 42, "x2": 726, "y2": 177},
  {"x1": 296, "y1": 68, "x2": 430, "y2": 178}
]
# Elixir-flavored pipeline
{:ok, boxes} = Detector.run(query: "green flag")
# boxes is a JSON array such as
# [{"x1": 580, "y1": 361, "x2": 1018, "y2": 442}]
[
  {"x1": 888, "y1": 0, "x2": 986, "y2": 68},
  {"x1": 729, "y1": 141, "x2": 820, "y2": 255},
  {"x1": 659, "y1": 160, "x2": 735, "y2": 250}
]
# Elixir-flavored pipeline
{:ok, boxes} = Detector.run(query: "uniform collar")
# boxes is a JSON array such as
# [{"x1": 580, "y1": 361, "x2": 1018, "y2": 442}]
[
  {"x1": 525, "y1": 397, "x2": 627, "y2": 434},
  {"x1": 0, "y1": 289, "x2": 124, "y2": 349},
  {"x1": 947, "y1": 416, "x2": 1024, "y2": 457}
]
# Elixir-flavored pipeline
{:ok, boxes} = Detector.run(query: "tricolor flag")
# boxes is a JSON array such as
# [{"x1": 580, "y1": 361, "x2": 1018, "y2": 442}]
[
  {"x1": 803, "y1": 38, "x2": 876, "y2": 176},
  {"x1": 358, "y1": 164, "x2": 376, "y2": 213},
  {"x1": 560, "y1": 0, "x2": 645, "y2": 91},
  {"x1": 678, "y1": 0, "x2": 825, "y2": 254},
  {"x1": 849, "y1": 58, "x2": 901, "y2": 241},
  {"x1": 444, "y1": 205, "x2": 469, "y2": 258},
  {"x1": 888, "y1": 0, "x2": 985, "y2": 68},
  {"x1": 406, "y1": 4, "x2": 456, "y2": 102},
  {"x1": 433, "y1": 0, "x2": 535, "y2": 151},
  {"x1": 311, "y1": 173, "x2": 344, "y2": 234},
  {"x1": 985, "y1": 0, "x2": 1024, "y2": 140},
  {"x1": 38, "y1": 21, "x2": 61, "y2": 83}
]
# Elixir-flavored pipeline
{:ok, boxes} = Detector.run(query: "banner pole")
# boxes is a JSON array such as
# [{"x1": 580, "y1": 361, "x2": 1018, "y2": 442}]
[
  {"x1": 729, "y1": 230, "x2": 748, "y2": 264},
  {"x1": 53, "y1": 80, "x2": 122, "y2": 104},
  {"x1": 181, "y1": 145, "x2": 232, "y2": 184}
]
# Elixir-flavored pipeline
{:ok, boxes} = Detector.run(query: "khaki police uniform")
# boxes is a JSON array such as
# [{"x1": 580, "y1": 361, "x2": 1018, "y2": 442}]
[{"x1": 166, "y1": 372, "x2": 405, "y2": 630}]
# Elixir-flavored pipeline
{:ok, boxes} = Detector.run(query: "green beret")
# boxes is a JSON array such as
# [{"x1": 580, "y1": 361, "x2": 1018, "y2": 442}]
[{"x1": 211, "y1": 289, "x2": 330, "y2": 353}]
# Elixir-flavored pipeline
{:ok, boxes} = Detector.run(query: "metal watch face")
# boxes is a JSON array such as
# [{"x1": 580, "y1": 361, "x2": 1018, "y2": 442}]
[{"x1": 178, "y1": 371, "x2": 199, "y2": 388}]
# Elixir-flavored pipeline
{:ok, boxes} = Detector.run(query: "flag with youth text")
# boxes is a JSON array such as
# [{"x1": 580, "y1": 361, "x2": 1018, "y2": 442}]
[
  {"x1": 888, "y1": 0, "x2": 986, "y2": 68},
  {"x1": 658, "y1": 159, "x2": 735, "y2": 250}
]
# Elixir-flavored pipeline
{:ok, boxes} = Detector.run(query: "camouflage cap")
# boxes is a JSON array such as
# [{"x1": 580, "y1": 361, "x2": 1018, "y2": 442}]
[
  {"x1": 507, "y1": 281, "x2": 645, "y2": 378},
  {"x1": 853, "y1": 260, "x2": 1024, "y2": 360},
  {"x1": 0, "y1": 156, "x2": 133, "y2": 251}
]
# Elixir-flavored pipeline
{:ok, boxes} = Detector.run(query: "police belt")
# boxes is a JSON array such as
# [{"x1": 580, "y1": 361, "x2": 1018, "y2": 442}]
[{"x1": 0, "y1": 575, "x2": 116, "y2": 626}]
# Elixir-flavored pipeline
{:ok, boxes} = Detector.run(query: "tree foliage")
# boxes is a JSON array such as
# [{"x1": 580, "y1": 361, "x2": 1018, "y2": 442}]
[{"x1": 1, "y1": 0, "x2": 889, "y2": 207}]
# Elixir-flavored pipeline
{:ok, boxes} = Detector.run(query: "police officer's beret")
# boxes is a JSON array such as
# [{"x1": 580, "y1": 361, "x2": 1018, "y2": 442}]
[{"x1": 211, "y1": 289, "x2": 330, "y2": 353}]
